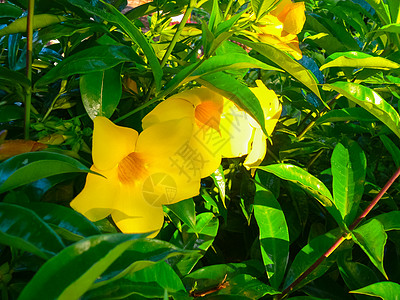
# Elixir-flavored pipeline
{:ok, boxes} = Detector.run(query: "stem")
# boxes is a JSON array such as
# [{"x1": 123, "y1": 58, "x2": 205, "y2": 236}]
[
  {"x1": 278, "y1": 165, "x2": 400, "y2": 299},
  {"x1": 24, "y1": 0, "x2": 35, "y2": 140},
  {"x1": 297, "y1": 93, "x2": 340, "y2": 139},
  {"x1": 160, "y1": 2, "x2": 195, "y2": 68}
]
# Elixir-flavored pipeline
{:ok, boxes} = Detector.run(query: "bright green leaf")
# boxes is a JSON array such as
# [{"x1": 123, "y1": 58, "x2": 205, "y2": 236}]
[
  {"x1": 350, "y1": 281, "x2": 400, "y2": 299},
  {"x1": 234, "y1": 38, "x2": 322, "y2": 99},
  {"x1": 351, "y1": 219, "x2": 388, "y2": 279},
  {"x1": 18, "y1": 233, "x2": 146, "y2": 300},
  {"x1": 372, "y1": 211, "x2": 400, "y2": 231},
  {"x1": 166, "y1": 198, "x2": 196, "y2": 233},
  {"x1": 257, "y1": 164, "x2": 344, "y2": 227},
  {"x1": 325, "y1": 81, "x2": 400, "y2": 139},
  {"x1": 0, "y1": 14, "x2": 67, "y2": 36},
  {"x1": 254, "y1": 174, "x2": 289, "y2": 289},
  {"x1": 331, "y1": 140, "x2": 366, "y2": 225},
  {"x1": 320, "y1": 52, "x2": 400, "y2": 70}
]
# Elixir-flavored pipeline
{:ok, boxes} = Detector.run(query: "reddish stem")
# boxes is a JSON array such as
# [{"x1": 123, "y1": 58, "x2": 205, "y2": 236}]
[{"x1": 278, "y1": 165, "x2": 400, "y2": 299}]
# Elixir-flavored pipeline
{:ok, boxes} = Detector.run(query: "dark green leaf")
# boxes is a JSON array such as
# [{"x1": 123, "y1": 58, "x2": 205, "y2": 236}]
[
  {"x1": 0, "y1": 105, "x2": 24, "y2": 122},
  {"x1": 18, "y1": 233, "x2": 146, "y2": 300},
  {"x1": 0, "y1": 65, "x2": 30, "y2": 88},
  {"x1": 67, "y1": 0, "x2": 163, "y2": 90},
  {"x1": 283, "y1": 228, "x2": 344, "y2": 291},
  {"x1": 25, "y1": 202, "x2": 101, "y2": 238},
  {"x1": 80, "y1": 66, "x2": 122, "y2": 119},
  {"x1": 380, "y1": 135, "x2": 400, "y2": 167},
  {"x1": 0, "y1": 3, "x2": 23, "y2": 18},
  {"x1": 0, "y1": 203, "x2": 64, "y2": 260},
  {"x1": 35, "y1": 45, "x2": 139, "y2": 87},
  {"x1": 257, "y1": 164, "x2": 344, "y2": 227},
  {"x1": 325, "y1": 81, "x2": 400, "y2": 139},
  {"x1": 0, "y1": 152, "x2": 91, "y2": 193}
]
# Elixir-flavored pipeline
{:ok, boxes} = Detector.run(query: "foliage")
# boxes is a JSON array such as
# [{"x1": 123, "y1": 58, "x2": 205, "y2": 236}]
[{"x1": 1, "y1": 0, "x2": 400, "y2": 299}]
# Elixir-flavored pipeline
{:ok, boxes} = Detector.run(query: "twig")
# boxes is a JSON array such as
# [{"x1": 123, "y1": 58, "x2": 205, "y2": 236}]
[{"x1": 24, "y1": 0, "x2": 34, "y2": 139}]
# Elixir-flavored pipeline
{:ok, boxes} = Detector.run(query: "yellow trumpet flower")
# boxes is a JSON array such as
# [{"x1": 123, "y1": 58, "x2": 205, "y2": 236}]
[{"x1": 70, "y1": 116, "x2": 208, "y2": 237}]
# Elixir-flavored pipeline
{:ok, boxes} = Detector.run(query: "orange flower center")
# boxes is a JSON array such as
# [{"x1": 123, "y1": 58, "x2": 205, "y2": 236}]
[
  {"x1": 194, "y1": 101, "x2": 222, "y2": 131},
  {"x1": 118, "y1": 152, "x2": 148, "y2": 185}
]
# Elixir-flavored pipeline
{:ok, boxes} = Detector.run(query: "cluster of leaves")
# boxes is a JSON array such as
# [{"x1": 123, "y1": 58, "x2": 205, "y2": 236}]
[{"x1": 1, "y1": 0, "x2": 400, "y2": 299}]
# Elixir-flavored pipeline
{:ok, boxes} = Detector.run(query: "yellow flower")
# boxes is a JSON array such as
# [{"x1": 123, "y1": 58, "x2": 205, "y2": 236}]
[
  {"x1": 143, "y1": 81, "x2": 281, "y2": 173},
  {"x1": 247, "y1": 0, "x2": 306, "y2": 59},
  {"x1": 142, "y1": 88, "x2": 224, "y2": 178},
  {"x1": 70, "y1": 116, "x2": 207, "y2": 237},
  {"x1": 218, "y1": 80, "x2": 282, "y2": 170}
]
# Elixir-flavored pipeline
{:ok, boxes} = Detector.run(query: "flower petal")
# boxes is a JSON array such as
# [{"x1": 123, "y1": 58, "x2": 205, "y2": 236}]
[
  {"x1": 112, "y1": 184, "x2": 164, "y2": 237},
  {"x1": 279, "y1": 2, "x2": 306, "y2": 35},
  {"x1": 70, "y1": 166, "x2": 119, "y2": 221},
  {"x1": 142, "y1": 98, "x2": 194, "y2": 129},
  {"x1": 218, "y1": 99, "x2": 254, "y2": 157},
  {"x1": 93, "y1": 117, "x2": 138, "y2": 171},
  {"x1": 243, "y1": 128, "x2": 267, "y2": 170},
  {"x1": 169, "y1": 87, "x2": 223, "y2": 107},
  {"x1": 141, "y1": 161, "x2": 200, "y2": 206},
  {"x1": 136, "y1": 117, "x2": 193, "y2": 159}
]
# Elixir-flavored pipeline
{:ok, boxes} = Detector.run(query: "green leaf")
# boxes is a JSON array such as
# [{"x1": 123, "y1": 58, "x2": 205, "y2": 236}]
[
  {"x1": 363, "y1": 0, "x2": 391, "y2": 24},
  {"x1": 320, "y1": 52, "x2": 400, "y2": 70},
  {"x1": 209, "y1": 0, "x2": 222, "y2": 33},
  {"x1": 25, "y1": 202, "x2": 101, "y2": 238},
  {"x1": 337, "y1": 250, "x2": 380, "y2": 293},
  {"x1": 164, "y1": 53, "x2": 281, "y2": 94},
  {"x1": 388, "y1": 0, "x2": 400, "y2": 23},
  {"x1": 283, "y1": 228, "x2": 343, "y2": 291},
  {"x1": 351, "y1": 219, "x2": 388, "y2": 279},
  {"x1": 375, "y1": 23, "x2": 400, "y2": 35},
  {"x1": 80, "y1": 66, "x2": 122, "y2": 120},
  {"x1": 325, "y1": 81, "x2": 400, "y2": 139},
  {"x1": 0, "y1": 203, "x2": 64, "y2": 260},
  {"x1": 184, "y1": 261, "x2": 276, "y2": 298},
  {"x1": 197, "y1": 72, "x2": 267, "y2": 136},
  {"x1": 0, "y1": 3, "x2": 23, "y2": 18},
  {"x1": 0, "y1": 65, "x2": 30, "y2": 88},
  {"x1": 251, "y1": 0, "x2": 280, "y2": 21},
  {"x1": 0, "y1": 152, "x2": 91, "y2": 193},
  {"x1": 169, "y1": 213, "x2": 219, "y2": 275},
  {"x1": 379, "y1": 135, "x2": 400, "y2": 167},
  {"x1": 371, "y1": 211, "x2": 400, "y2": 231},
  {"x1": 234, "y1": 38, "x2": 322, "y2": 99},
  {"x1": 257, "y1": 164, "x2": 344, "y2": 227},
  {"x1": 18, "y1": 233, "x2": 146, "y2": 300},
  {"x1": 0, "y1": 105, "x2": 24, "y2": 123},
  {"x1": 189, "y1": 53, "x2": 282, "y2": 79},
  {"x1": 0, "y1": 14, "x2": 67, "y2": 36},
  {"x1": 316, "y1": 107, "x2": 377, "y2": 125},
  {"x1": 350, "y1": 281, "x2": 400, "y2": 299},
  {"x1": 67, "y1": 0, "x2": 163, "y2": 90},
  {"x1": 254, "y1": 181, "x2": 289, "y2": 288},
  {"x1": 331, "y1": 140, "x2": 366, "y2": 225},
  {"x1": 166, "y1": 198, "x2": 196, "y2": 233},
  {"x1": 35, "y1": 45, "x2": 138, "y2": 87}
]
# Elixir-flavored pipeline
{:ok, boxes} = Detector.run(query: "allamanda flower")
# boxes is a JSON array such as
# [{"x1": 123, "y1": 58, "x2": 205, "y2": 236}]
[
  {"x1": 142, "y1": 80, "x2": 281, "y2": 173},
  {"x1": 245, "y1": 0, "x2": 306, "y2": 59},
  {"x1": 217, "y1": 80, "x2": 282, "y2": 170},
  {"x1": 70, "y1": 116, "x2": 209, "y2": 237}
]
